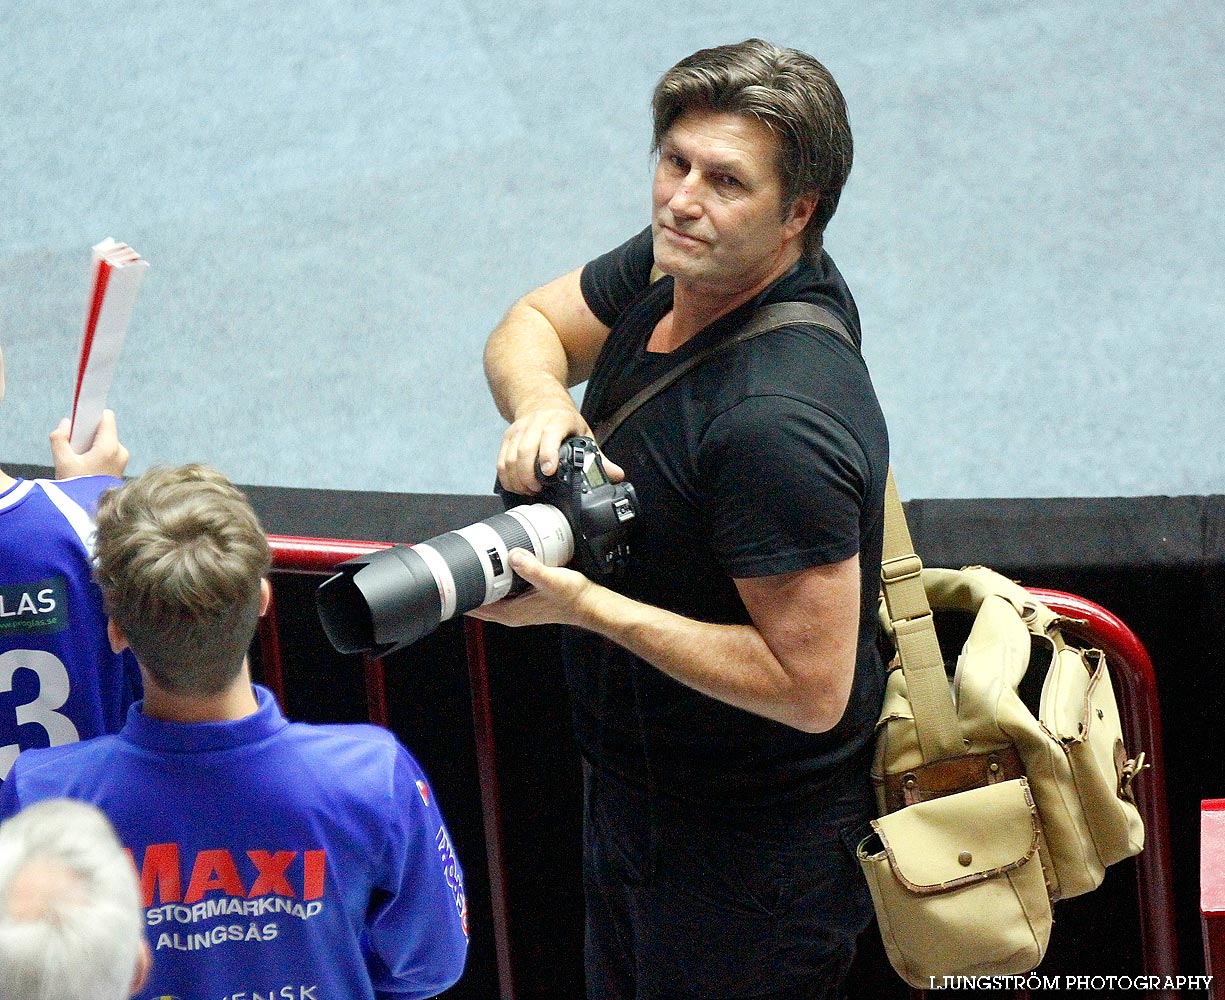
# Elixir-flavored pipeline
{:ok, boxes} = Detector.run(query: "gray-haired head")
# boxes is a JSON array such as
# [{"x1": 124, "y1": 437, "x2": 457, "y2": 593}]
[{"x1": 0, "y1": 799, "x2": 146, "y2": 1000}]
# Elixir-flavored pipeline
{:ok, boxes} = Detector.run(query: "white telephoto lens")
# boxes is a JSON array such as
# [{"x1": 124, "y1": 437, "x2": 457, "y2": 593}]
[
  {"x1": 405, "y1": 542, "x2": 459, "y2": 621},
  {"x1": 453, "y1": 519, "x2": 519, "y2": 607},
  {"x1": 507, "y1": 503, "x2": 575, "y2": 570}
]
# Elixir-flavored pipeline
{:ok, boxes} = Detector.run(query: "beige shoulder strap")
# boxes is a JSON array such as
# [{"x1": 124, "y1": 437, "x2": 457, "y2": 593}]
[{"x1": 881, "y1": 469, "x2": 964, "y2": 762}]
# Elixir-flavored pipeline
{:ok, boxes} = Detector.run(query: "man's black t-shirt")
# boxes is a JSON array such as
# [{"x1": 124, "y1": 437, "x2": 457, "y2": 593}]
[{"x1": 567, "y1": 227, "x2": 889, "y2": 805}]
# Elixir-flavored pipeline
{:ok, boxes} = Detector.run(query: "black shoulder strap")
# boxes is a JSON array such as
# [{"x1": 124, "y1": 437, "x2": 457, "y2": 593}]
[{"x1": 593, "y1": 301, "x2": 854, "y2": 446}]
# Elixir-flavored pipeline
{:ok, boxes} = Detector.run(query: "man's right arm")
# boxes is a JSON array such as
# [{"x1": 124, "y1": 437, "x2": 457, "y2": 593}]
[{"x1": 484, "y1": 268, "x2": 616, "y2": 493}]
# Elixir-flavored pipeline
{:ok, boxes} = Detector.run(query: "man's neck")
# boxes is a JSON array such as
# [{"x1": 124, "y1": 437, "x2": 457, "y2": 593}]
[
  {"x1": 0, "y1": 468, "x2": 16, "y2": 494},
  {"x1": 662, "y1": 246, "x2": 802, "y2": 351},
  {"x1": 140, "y1": 663, "x2": 260, "y2": 724}
]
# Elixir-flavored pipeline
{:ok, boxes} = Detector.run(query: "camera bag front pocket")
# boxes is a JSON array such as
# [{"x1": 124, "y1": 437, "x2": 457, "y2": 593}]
[{"x1": 857, "y1": 777, "x2": 1052, "y2": 989}]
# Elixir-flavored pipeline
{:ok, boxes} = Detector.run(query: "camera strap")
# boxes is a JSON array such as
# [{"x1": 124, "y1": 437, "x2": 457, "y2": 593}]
[{"x1": 592, "y1": 300, "x2": 855, "y2": 446}]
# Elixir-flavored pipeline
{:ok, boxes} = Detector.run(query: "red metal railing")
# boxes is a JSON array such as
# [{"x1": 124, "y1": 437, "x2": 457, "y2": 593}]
[
  {"x1": 1030, "y1": 588, "x2": 1179, "y2": 999},
  {"x1": 1202, "y1": 799, "x2": 1225, "y2": 999}
]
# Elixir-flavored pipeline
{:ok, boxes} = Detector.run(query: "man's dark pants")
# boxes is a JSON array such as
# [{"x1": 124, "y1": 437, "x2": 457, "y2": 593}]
[{"x1": 582, "y1": 757, "x2": 875, "y2": 1000}]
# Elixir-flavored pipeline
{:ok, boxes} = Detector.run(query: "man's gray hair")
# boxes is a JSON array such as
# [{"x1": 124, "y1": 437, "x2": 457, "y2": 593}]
[
  {"x1": 652, "y1": 38, "x2": 854, "y2": 257},
  {"x1": 0, "y1": 799, "x2": 144, "y2": 1000}
]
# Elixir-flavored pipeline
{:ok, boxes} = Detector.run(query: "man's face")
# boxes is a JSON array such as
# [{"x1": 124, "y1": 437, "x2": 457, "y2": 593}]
[{"x1": 651, "y1": 108, "x2": 812, "y2": 295}]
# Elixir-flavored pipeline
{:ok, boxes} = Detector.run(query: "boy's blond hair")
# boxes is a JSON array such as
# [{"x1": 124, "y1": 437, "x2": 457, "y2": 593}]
[{"x1": 93, "y1": 464, "x2": 271, "y2": 695}]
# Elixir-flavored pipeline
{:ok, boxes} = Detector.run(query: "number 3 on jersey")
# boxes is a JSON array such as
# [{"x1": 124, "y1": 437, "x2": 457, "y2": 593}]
[{"x1": 0, "y1": 649, "x2": 81, "y2": 779}]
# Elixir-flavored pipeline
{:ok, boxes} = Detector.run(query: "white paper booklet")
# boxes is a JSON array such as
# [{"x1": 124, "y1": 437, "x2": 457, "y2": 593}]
[{"x1": 69, "y1": 238, "x2": 149, "y2": 453}]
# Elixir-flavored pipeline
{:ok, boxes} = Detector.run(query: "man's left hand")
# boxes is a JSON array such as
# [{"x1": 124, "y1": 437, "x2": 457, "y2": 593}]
[{"x1": 466, "y1": 549, "x2": 596, "y2": 629}]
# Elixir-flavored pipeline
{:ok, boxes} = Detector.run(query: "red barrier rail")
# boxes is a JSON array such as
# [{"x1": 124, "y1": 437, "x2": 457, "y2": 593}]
[
  {"x1": 1030, "y1": 588, "x2": 1178, "y2": 999},
  {"x1": 257, "y1": 536, "x2": 394, "y2": 710}
]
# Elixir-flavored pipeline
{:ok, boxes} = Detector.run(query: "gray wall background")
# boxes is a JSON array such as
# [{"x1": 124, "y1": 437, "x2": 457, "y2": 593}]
[{"x1": 2, "y1": 1, "x2": 1221, "y2": 500}]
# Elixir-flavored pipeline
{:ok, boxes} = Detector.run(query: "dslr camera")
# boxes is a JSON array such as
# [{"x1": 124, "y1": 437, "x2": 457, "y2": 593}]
[{"x1": 316, "y1": 437, "x2": 638, "y2": 655}]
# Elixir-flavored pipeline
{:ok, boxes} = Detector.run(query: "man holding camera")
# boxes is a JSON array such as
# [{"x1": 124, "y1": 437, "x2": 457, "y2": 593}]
[{"x1": 478, "y1": 39, "x2": 888, "y2": 1000}]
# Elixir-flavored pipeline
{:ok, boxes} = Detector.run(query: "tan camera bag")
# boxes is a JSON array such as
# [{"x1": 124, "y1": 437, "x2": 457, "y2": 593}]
[{"x1": 857, "y1": 472, "x2": 1146, "y2": 987}]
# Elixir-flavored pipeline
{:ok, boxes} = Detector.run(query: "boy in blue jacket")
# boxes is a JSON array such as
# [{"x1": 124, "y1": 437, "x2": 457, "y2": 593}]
[{"x1": 0, "y1": 463, "x2": 468, "y2": 1000}]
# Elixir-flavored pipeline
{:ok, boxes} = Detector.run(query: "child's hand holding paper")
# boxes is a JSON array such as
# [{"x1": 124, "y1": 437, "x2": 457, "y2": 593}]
[{"x1": 51, "y1": 408, "x2": 129, "y2": 479}]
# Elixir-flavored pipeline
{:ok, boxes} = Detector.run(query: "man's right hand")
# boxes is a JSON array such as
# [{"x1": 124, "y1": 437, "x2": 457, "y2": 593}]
[
  {"x1": 496, "y1": 405, "x2": 624, "y2": 495},
  {"x1": 49, "y1": 409, "x2": 129, "y2": 479},
  {"x1": 484, "y1": 267, "x2": 617, "y2": 494}
]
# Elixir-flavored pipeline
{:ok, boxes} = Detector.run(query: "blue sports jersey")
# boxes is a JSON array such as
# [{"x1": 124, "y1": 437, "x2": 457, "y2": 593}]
[
  {"x1": 0, "y1": 476, "x2": 141, "y2": 780},
  {"x1": 0, "y1": 685, "x2": 469, "y2": 1000}
]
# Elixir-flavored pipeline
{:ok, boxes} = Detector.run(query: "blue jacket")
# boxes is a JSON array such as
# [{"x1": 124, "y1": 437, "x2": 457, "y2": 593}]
[
  {"x1": 0, "y1": 475, "x2": 141, "y2": 779},
  {"x1": 0, "y1": 685, "x2": 468, "y2": 999}
]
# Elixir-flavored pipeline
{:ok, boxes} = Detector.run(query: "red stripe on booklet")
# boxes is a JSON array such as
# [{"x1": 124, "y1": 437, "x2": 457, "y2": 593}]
[
  {"x1": 71, "y1": 259, "x2": 113, "y2": 430},
  {"x1": 68, "y1": 239, "x2": 149, "y2": 453}
]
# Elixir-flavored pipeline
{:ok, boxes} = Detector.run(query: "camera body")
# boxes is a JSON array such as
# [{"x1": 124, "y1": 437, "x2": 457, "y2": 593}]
[
  {"x1": 317, "y1": 436, "x2": 638, "y2": 655},
  {"x1": 502, "y1": 435, "x2": 637, "y2": 585}
]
